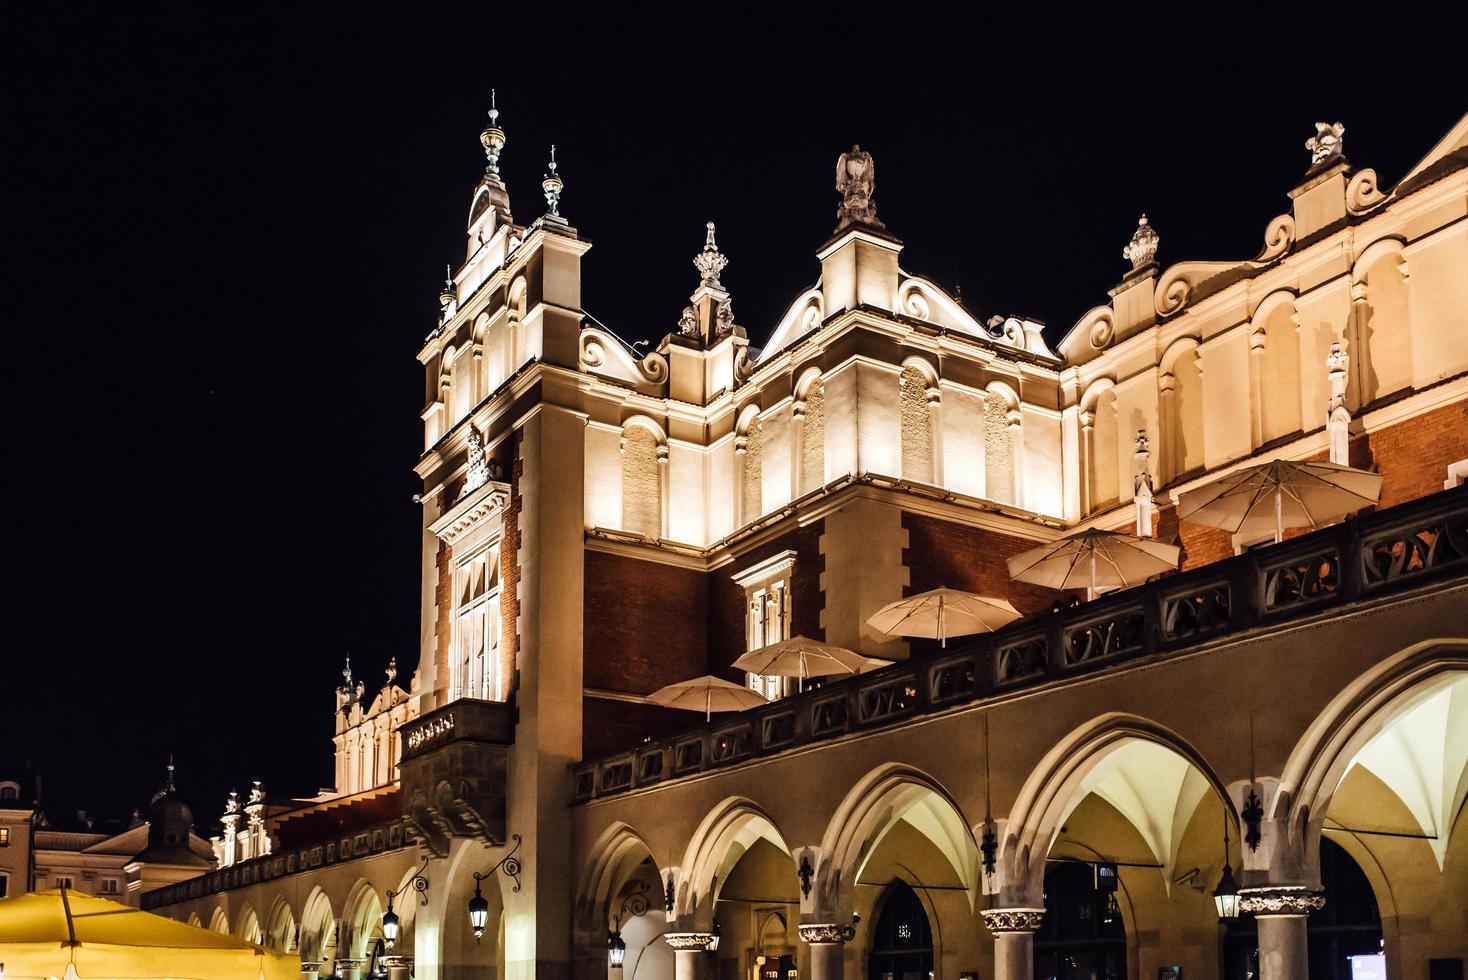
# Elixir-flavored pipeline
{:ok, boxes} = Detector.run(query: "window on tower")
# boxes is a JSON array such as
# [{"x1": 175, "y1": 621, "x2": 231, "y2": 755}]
[
  {"x1": 453, "y1": 542, "x2": 503, "y2": 701},
  {"x1": 732, "y1": 551, "x2": 798, "y2": 701}
]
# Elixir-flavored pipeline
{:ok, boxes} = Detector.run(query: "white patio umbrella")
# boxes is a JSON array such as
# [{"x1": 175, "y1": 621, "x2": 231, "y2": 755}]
[
  {"x1": 732, "y1": 635, "x2": 871, "y2": 691},
  {"x1": 647, "y1": 674, "x2": 769, "y2": 721},
  {"x1": 866, "y1": 588, "x2": 1022, "y2": 647},
  {"x1": 1177, "y1": 458, "x2": 1382, "y2": 544},
  {"x1": 1007, "y1": 529, "x2": 1180, "y2": 597}
]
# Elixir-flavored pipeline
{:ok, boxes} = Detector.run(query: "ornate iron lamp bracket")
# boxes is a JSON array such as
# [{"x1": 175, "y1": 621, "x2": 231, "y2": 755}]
[
  {"x1": 473, "y1": 833, "x2": 524, "y2": 894},
  {"x1": 387, "y1": 852, "x2": 432, "y2": 909}
]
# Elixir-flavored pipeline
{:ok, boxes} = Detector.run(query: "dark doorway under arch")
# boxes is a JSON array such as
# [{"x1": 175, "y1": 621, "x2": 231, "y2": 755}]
[
  {"x1": 868, "y1": 882, "x2": 934, "y2": 980},
  {"x1": 1224, "y1": 838, "x2": 1383, "y2": 980},
  {"x1": 1034, "y1": 861, "x2": 1127, "y2": 980}
]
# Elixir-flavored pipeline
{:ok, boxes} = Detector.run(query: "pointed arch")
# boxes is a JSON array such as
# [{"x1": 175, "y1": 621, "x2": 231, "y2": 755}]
[
  {"x1": 341, "y1": 877, "x2": 383, "y2": 961},
  {"x1": 235, "y1": 902, "x2": 262, "y2": 944},
  {"x1": 1000, "y1": 713, "x2": 1230, "y2": 905},
  {"x1": 209, "y1": 906, "x2": 230, "y2": 935},
  {"x1": 265, "y1": 896, "x2": 297, "y2": 952},
  {"x1": 186, "y1": 912, "x2": 202, "y2": 929},
  {"x1": 677, "y1": 797, "x2": 793, "y2": 922},
  {"x1": 299, "y1": 886, "x2": 337, "y2": 964},
  {"x1": 817, "y1": 763, "x2": 979, "y2": 919},
  {"x1": 1279, "y1": 639, "x2": 1468, "y2": 870},
  {"x1": 575, "y1": 822, "x2": 663, "y2": 934}
]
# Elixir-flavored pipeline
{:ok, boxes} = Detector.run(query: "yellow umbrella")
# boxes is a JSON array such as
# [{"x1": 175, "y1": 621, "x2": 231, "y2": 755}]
[
  {"x1": 866, "y1": 589, "x2": 1022, "y2": 647},
  {"x1": 0, "y1": 888, "x2": 299, "y2": 980}
]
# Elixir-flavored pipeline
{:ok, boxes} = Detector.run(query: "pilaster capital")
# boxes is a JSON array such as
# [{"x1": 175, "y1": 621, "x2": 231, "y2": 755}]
[
  {"x1": 798, "y1": 923, "x2": 852, "y2": 944},
  {"x1": 381, "y1": 955, "x2": 415, "y2": 968},
  {"x1": 664, "y1": 932, "x2": 715, "y2": 951},
  {"x1": 1239, "y1": 886, "x2": 1326, "y2": 916},
  {"x1": 980, "y1": 907, "x2": 1045, "y2": 935}
]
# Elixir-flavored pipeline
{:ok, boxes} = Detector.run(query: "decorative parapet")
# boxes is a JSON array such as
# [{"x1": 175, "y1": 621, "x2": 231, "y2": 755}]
[
  {"x1": 399, "y1": 699, "x2": 515, "y2": 856},
  {"x1": 572, "y1": 487, "x2": 1468, "y2": 803}
]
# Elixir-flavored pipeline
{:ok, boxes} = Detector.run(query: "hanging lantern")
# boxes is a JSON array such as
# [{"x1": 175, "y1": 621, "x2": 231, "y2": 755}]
[
  {"x1": 469, "y1": 880, "x2": 490, "y2": 939},
  {"x1": 1213, "y1": 861, "x2": 1241, "y2": 920},
  {"x1": 608, "y1": 930, "x2": 627, "y2": 969},
  {"x1": 707, "y1": 920, "x2": 721, "y2": 953},
  {"x1": 381, "y1": 901, "x2": 400, "y2": 948}
]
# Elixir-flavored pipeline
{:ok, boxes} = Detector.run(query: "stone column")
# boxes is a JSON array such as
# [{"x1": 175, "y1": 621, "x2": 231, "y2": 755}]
[
  {"x1": 382, "y1": 954, "x2": 414, "y2": 980},
  {"x1": 1241, "y1": 887, "x2": 1324, "y2": 980},
  {"x1": 334, "y1": 958, "x2": 366, "y2": 980},
  {"x1": 799, "y1": 923, "x2": 848, "y2": 980},
  {"x1": 299, "y1": 962, "x2": 323, "y2": 980},
  {"x1": 981, "y1": 908, "x2": 1045, "y2": 980},
  {"x1": 665, "y1": 932, "x2": 714, "y2": 980}
]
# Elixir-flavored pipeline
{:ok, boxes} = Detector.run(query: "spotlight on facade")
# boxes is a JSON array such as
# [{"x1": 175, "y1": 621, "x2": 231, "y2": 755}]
[
  {"x1": 707, "y1": 921, "x2": 721, "y2": 952},
  {"x1": 469, "y1": 879, "x2": 490, "y2": 940},
  {"x1": 608, "y1": 930, "x2": 627, "y2": 969},
  {"x1": 1213, "y1": 862, "x2": 1241, "y2": 920}
]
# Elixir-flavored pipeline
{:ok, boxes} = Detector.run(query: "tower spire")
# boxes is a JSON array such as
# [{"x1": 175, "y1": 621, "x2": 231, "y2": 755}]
[
  {"x1": 480, "y1": 90, "x2": 506, "y2": 178},
  {"x1": 542, "y1": 145, "x2": 564, "y2": 218}
]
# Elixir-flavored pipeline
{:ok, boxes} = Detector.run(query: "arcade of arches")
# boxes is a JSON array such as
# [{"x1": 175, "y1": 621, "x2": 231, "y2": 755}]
[{"x1": 574, "y1": 642, "x2": 1468, "y2": 980}]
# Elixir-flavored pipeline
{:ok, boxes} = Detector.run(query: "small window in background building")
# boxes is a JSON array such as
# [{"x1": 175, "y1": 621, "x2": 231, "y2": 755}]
[
  {"x1": 100, "y1": 878, "x2": 119, "y2": 894},
  {"x1": 0, "y1": 872, "x2": 9, "y2": 897},
  {"x1": 55, "y1": 875, "x2": 74, "y2": 889},
  {"x1": 0, "y1": 827, "x2": 10, "y2": 846},
  {"x1": 0, "y1": 783, "x2": 19, "y2": 800}
]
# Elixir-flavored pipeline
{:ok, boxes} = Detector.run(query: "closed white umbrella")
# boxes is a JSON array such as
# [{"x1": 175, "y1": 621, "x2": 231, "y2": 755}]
[
  {"x1": 732, "y1": 635, "x2": 870, "y2": 691},
  {"x1": 647, "y1": 675, "x2": 770, "y2": 721},
  {"x1": 1007, "y1": 529, "x2": 1180, "y2": 597},
  {"x1": 1177, "y1": 458, "x2": 1382, "y2": 544},
  {"x1": 866, "y1": 588, "x2": 1022, "y2": 647}
]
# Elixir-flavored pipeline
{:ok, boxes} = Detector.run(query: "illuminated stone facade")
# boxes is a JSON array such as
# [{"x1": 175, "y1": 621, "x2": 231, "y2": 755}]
[{"x1": 143, "y1": 110, "x2": 1468, "y2": 980}]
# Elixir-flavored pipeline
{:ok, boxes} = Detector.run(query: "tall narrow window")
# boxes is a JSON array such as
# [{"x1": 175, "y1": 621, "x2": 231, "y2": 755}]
[
  {"x1": 454, "y1": 544, "x2": 502, "y2": 701},
  {"x1": 899, "y1": 366, "x2": 933, "y2": 482},
  {"x1": 732, "y1": 552, "x2": 797, "y2": 701},
  {"x1": 799, "y1": 380, "x2": 826, "y2": 495}
]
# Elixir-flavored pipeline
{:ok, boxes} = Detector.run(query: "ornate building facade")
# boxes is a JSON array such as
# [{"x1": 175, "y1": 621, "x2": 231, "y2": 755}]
[{"x1": 144, "y1": 108, "x2": 1468, "y2": 980}]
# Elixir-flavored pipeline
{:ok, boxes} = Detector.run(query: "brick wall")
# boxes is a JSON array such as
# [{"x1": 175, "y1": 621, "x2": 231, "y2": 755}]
[
  {"x1": 902, "y1": 513, "x2": 1059, "y2": 614},
  {"x1": 583, "y1": 550, "x2": 707, "y2": 695},
  {"x1": 1356, "y1": 398, "x2": 1467, "y2": 508},
  {"x1": 583, "y1": 698, "x2": 704, "y2": 759},
  {"x1": 708, "y1": 523, "x2": 825, "y2": 682}
]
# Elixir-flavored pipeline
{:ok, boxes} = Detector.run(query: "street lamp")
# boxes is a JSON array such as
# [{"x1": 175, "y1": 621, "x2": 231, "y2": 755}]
[
  {"x1": 608, "y1": 931, "x2": 628, "y2": 969},
  {"x1": 1214, "y1": 812, "x2": 1240, "y2": 920},
  {"x1": 382, "y1": 853, "x2": 429, "y2": 949},
  {"x1": 707, "y1": 920, "x2": 721, "y2": 953},
  {"x1": 469, "y1": 876, "x2": 491, "y2": 940},
  {"x1": 381, "y1": 903, "x2": 400, "y2": 948}
]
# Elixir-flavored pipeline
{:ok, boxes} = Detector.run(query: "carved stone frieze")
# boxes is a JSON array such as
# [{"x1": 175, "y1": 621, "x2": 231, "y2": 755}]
[
  {"x1": 1239, "y1": 887, "x2": 1326, "y2": 915},
  {"x1": 798, "y1": 923, "x2": 851, "y2": 944},
  {"x1": 663, "y1": 932, "x2": 716, "y2": 950},
  {"x1": 980, "y1": 907, "x2": 1046, "y2": 934}
]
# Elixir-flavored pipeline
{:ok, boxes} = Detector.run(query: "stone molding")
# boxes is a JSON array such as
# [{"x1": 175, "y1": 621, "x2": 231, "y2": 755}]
[
  {"x1": 798, "y1": 923, "x2": 851, "y2": 944},
  {"x1": 980, "y1": 907, "x2": 1046, "y2": 934},
  {"x1": 1239, "y1": 887, "x2": 1326, "y2": 915},
  {"x1": 663, "y1": 932, "x2": 715, "y2": 950},
  {"x1": 430, "y1": 481, "x2": 511, "y2": 545}
]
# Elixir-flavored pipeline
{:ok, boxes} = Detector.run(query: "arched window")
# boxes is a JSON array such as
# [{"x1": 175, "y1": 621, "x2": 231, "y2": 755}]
[
  {"x1": 454, "y1": 544, "x2": 503, "y2": 701},
  {"x1": 985, "y1": 391, "x2": 1017, "y2": 505},
  {"x1": 620, "y1": 426, "x2": 662, "y2": 539},
  {"x1": 1088, "y1": 389, "x2": 1120, "y2": 511},
  {"x1": 1258, "y1": 302, "x2": 1302, "y2": 445},
  {"x1": 1034, "y1": 861, "x2": 1127, "y2": 980},
  {"x1": 867, "y1": 882, "x2": 933, "y2": 980},
  {"x1": 1223, "y1": 838, "x2": 1382, "y2": 980},
  {"x1": 899, "y1": 366, "x2": 935, "y2": 484},
  {"x1": 799, "y1": 379, "x2": 826, "y2": 495},
  {"x1": 1162, "y1": 347, "x2": 1205, "y2": 482},
  {"x1": 1359, "y1": 253, "x2": 1411, "y2": 404},
  {"x1": 741, "y1": 416, "x2": 764, "y2": 524}
]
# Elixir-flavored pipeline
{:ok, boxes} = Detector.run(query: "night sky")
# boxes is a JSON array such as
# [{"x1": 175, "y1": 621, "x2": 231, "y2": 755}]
[{"x1": 8, "y1": 6, "x2": 1465, "y2": 829}]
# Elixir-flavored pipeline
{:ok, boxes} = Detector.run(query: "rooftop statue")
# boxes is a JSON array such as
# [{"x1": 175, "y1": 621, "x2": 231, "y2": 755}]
[
  {"x1": 835, "y1": 145, "x2": 883, "y2": 230},
  {"x1": 1306, "y1": 121, "x2": 1346, "y2": 170}
]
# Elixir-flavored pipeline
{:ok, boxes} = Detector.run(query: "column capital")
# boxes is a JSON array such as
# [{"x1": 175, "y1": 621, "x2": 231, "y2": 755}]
[
  {"x1": 1240, "y1": 886, "x2": 1326, "y2": 916},
  {"x1": 664, "y1": 931, "x2": 715, "y2": 950},
  {"x1": 981, "y1": 907, "x2": 1046, "y2": 934},
  {"x1": 799, "y1": 922, "x2": 853, "y2": 944}
]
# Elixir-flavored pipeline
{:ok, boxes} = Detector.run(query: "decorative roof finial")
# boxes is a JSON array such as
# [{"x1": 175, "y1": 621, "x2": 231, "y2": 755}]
[
  {"x1": 385, "y1": 656, "x2": 398, "y2": 687},
  {"x1": 693, "y1": 221, "x2": 728, "y2": 289},
  {"x1": 835, "y1": 145, "x2": 882, "y2": 231},
  {"x1": 1122, "y1": 214, "x2": 1160, "y2": 269},
  {"x1": 342, "y1": 655, "x2": 353, "y2": 689},
  {"x1": 480, "y1": 90, "x2": 506, "y2": 177},
  {"x1": 439, "y1": 265, "x2": 456, "y2": 310},
  {"x1": 1305, "y1": 121, "x2": 1346, "y2": 171},
  {"x1": 542, "y1": 145, "x2": 563, "y2": 217},
  {"x1": 164, "y1": 755, "x2": 176, "y2": 795}
]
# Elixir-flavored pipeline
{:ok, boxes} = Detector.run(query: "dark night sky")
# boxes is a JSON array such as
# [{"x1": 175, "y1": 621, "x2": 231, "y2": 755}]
[{"x1": 7, "y1": 6, "x2": 1465, "y2": 829}]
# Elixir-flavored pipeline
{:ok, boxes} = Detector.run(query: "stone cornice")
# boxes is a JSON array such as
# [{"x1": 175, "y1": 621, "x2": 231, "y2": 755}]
[{"x1": 428, "y1": 480, "x2": 511, "y2": 545}]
